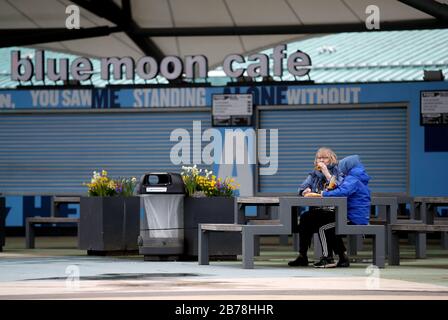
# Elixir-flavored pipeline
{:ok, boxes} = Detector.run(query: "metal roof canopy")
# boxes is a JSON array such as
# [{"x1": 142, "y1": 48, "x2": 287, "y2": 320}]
[{"x1": 0, "y1": 0, "x2": 447, "y2": 68}]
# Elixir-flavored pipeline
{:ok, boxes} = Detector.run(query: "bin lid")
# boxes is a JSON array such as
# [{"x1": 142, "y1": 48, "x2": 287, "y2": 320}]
[{"x1": 138, "y1": 172, "x2": 185, "y2": 194}]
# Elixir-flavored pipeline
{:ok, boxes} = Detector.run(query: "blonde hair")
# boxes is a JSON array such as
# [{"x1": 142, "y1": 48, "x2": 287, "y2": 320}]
[{"x1": 314, "y1": 147, "x2": 338, "y2": 166}]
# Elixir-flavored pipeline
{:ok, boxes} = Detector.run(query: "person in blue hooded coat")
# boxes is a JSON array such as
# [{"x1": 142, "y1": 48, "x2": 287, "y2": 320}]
[
  {"x1": 314, "y1": 155, "x2": 371, "y2": 268},
  {"x1": 288, "y1": 147, "x2": 343, "y2": 267}
]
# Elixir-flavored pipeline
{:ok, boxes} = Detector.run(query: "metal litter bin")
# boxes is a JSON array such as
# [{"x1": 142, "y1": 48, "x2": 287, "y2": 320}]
[{"x1": 137, "y1": 172, "x2": 185, "y2": 260}]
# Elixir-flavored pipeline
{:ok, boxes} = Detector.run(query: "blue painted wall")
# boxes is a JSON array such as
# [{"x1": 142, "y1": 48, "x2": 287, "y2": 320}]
[
  {"x1": 1, "y1": 81, "x2": 448, "y2": 226},
  {"x1": 217, "y1": 81, "x2": 448, "y2": 196}
]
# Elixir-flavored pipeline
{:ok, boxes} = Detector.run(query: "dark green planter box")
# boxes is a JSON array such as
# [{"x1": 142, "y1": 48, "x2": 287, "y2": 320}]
[
  {"x1": 183, "y1": 196, "x2": 241, "y2": 258},
  {"x1": 79, "y1": 196, "x2": 140, "y2": 254},
  {"x1": 0, "y1": 197, "x2": 5, "y2": 252}
]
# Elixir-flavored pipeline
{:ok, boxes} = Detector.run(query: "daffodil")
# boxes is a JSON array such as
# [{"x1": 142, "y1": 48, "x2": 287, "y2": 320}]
[{"x1": 84, "y1": 169, "x2": 138, "y2": 197}]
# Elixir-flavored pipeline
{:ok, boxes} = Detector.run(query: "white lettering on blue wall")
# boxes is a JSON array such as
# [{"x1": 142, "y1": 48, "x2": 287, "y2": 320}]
[
  {"x1": 287, "y1": 87, "x2": 361, "y2": 104},
  {"x1": 0, "y1": 94, "x2": 14, "y2": 108},
  {"x1": 133, "y1": 88, "x2": 206, "y2": 107},
  {"x1": 31, "y1": 90, "x2": 58, "y2": 107},
  {"x1": 224, "y1": 86, "x2": 361, "y2": 105},
  {"x1": 0, "y1": 86, "x2": 362, "y2": 110},
  {"x1": 62, "y1": 90, "x2": 91, "y2": 107},
  {"x1": 30, "y1": 90, "x2": 92, "y2": 108}
]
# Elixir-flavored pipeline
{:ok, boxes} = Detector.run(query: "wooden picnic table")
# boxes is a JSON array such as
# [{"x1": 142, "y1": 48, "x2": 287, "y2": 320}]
[
  {"x1": 201, "y1": 196, "x2": 354, "y2": 268},
  {"x1": 236, "y1": 196, "x2": 280, "y2": 223},
  {"x1": 387, "y1": 196, "x2": 448, "y2": 265},
  {"x1": 414, "y1": 196, "x2": 448, "y2": 224},
  {"x1": 413, "y1": 196, "x2": 448, "y2": 249}
]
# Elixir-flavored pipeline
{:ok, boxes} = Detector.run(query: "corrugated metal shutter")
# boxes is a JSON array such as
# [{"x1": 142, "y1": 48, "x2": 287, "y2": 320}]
[
  {"x1": 0, "y1": 111, "x2": 210, "y2": 194},
  {"x1": 258, "y1": 106, "x2": 408, "y2": 193}
]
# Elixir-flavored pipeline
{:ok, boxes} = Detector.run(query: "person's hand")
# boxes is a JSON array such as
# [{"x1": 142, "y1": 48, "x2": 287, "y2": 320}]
[
  {"x1": 317, "y1": 161, "x2": 329, "y2": 174},
  {"x1": 317, "y1": 161, "x2": 332, "y2": 180},
  {"x1": 302, "y1": 187, "x2": 311, "y2": 196}
]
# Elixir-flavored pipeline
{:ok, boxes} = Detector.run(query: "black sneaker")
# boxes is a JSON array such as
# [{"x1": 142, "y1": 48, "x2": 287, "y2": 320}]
[
  {"x1": 313, "y1": 256, "x2": 336, "y2": 268},
  {"x1": 337, "y1": 254, "x2": 350, "y2": 268},
  {"x1": 288, "y1": 255, "x2": 309, "y2": 267}
]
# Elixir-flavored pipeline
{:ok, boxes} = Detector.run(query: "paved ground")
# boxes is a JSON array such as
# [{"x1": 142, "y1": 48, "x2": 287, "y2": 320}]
[{"x1": 1, "y1": 237, "x2": 448, "y2": 300}]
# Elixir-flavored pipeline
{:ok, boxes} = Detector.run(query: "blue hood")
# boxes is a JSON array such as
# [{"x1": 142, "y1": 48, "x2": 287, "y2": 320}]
[{"x1": 338, "y1": 155, "x2": 370, "y2": 184}]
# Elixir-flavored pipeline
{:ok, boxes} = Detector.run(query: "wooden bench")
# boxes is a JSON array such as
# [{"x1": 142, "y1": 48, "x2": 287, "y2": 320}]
[
  {"x1": 386, "y1": 197, "x2": 448, "y2": 265},
  {"x1": 51, "y1": 196, "x2": 81, "y2": 217},
  {"x1": 333, "y1": 196, "x2": 389, "y2": 268},
  {"x1": 293, "y1": 196, "x2": 394, "y2": 264},
  {"x1": 198, "y1": 221, "x2": 288, "y2": 269},
  {"x1": 199, "y1": 196, "x2": 388, "y2": 269},
  {"x1": 25, "y1": 196, "x2": 81, "y2": 249},
  {"x1": 435, "y1": 218, "x2": 448, "y2": 249},
  {"x1": 414, "y1": 197, "x2": 448, "y2": 249},
  {"x1": 198, "y1": 197, "x2": 288, "y2": 269},
  {"x1": 283, "y1": 196, "x2": 390, "y2": 267},
  {"x1": 388, "y1": 220, "x2": 448, "y2": 265},
  {"x1": 347, "y1": 195, "x2": 405, "y2": 254},
  {"x1": 26, "y1": 217, "x2": 80, "y2": 249}
]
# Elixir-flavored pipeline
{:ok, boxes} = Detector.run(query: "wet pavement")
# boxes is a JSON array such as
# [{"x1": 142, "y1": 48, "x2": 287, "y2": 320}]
[{"x1": 1, "y1": 237, "x2": 448, "y2": 300}]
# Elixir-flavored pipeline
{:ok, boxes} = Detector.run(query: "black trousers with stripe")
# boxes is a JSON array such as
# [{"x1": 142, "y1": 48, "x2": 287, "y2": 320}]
[{"x1": 297, "y1": 208, "x2": 346, "y2": 258}]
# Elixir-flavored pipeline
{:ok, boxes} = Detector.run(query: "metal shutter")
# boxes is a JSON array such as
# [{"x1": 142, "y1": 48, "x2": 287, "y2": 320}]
[
  {"x1": 0, "y1": 111, "x2": 210, "y2": 194},
  {"x1": 258, "y1": 105, "x2": 408, "y2": 193}
]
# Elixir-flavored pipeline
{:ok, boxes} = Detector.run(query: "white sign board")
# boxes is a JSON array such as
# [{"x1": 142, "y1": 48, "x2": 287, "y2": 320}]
[
  {"x1": 212, "y1": 94, "x2": 253, "y2": 116},
  {"x1": 421, "y1": 91, "x2": 448, "y2": 113},
  {"x1": 421, "y1": 91, "x2": 448, "y2": 125}
]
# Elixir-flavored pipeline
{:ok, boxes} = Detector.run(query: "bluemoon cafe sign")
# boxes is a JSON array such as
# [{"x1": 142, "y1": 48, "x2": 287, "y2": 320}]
[{"x1": 10, "y1": 44, "x2": 311, "y2": 82}]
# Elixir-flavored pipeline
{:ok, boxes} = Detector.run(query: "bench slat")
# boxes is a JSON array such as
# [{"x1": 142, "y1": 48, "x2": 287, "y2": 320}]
[
  {"x1": 414, "y1": 197, "x2": 448, "y2": 204},
  {"x1": 369, "y1": 219, "x2": 386, "y2": 225},
  {"x1": 247, "y1": 219, "x2": 280, "y2": 225},
  {"x1": 53, "y1": 197, "x2": 81, "y2": 203},
  {"x1": 435, "y1": 218, "x2": 448, "y2": 226},
  {"x1": 237, "y1": 197, "x2": 279, "y2": 204},
  {"x1": 391, "y1": 224, "x2": 448, "y2": 232},
  {"x1": 27, "y1": 217, "x2": 79, "y2": 223},
  {"x1": 397, "y1": 219, "x2": 424, "y2": 224},
  {"x1": 201, "y1": 224, "x2": 243, "y2": 232}
]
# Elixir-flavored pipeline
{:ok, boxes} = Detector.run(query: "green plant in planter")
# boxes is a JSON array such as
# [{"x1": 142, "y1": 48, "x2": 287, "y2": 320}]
[
  {"x1": 181, "y1": 165, "x2": 239, "y2": 197},
  {"x1": 181, "y1": 165, "x2": 201, "y2": 196},
  {"x1": 80, "y1": 170, "x2": 140, "y2": 254},
  {"x1": 115, "y1": 177, "x2": 138, "y2": 197},
  {"x1": 84, "y1": 170, "x2": 137, "y2": 196}
]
